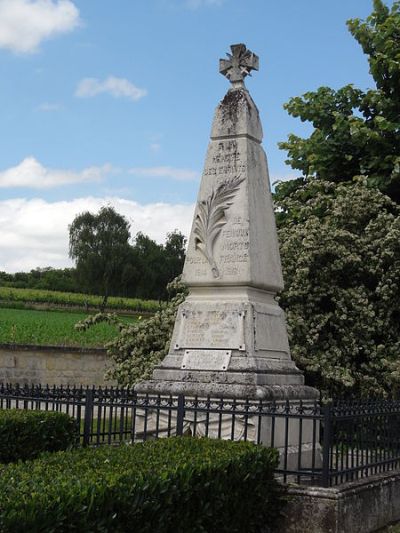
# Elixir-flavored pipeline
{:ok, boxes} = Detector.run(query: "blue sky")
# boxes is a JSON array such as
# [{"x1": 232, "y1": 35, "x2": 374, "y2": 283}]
[{"x1": 0, "y1": 0, "x2": 385, "y2": 271}]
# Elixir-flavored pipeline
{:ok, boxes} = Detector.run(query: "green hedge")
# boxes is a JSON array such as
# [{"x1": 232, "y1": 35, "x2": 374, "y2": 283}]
[
  {"x1": 0, "y1": 437, "x2": 283, "y2": 532},
  {"x1": 0, "y1": 410, "x2": 78, "y2": 463}
]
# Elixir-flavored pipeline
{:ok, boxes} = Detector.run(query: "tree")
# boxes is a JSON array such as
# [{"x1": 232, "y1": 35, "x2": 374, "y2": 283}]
[
  {"x1": 0, "y1": 267, "x2": 77, "y2": 292},
  {"x1": 131, "y1": 232, "x2": 164, "y2": 300},
  {"x1": 127, "y1": 230, "x2": 187, "y2": 300},
  {"x1": 159, "y1": 231, "x2": 187, "y2": 299},
  {"x1": 275, "y1": 177, "x2": 400, "y2": 398},
  {"x1": 278, "y1": 0, "x2": 400, "y2": 202},
  {"x1": 69, "y1": 206, "x2": 131, "y2": 311}
]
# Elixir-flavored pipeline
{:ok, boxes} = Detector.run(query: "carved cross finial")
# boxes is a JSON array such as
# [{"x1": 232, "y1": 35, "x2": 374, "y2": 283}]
[{"x1": 219, "y1": 43, "x2": 259, "y2": 88}]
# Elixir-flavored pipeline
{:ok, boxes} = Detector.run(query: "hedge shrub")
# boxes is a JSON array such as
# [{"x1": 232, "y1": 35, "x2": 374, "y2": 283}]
[
  {"x1": 0, "y1": 410, "x2": 78, "y2": 463},
  {"x1": 0, "y1": 437, "x2": 283, "y2": 533}
]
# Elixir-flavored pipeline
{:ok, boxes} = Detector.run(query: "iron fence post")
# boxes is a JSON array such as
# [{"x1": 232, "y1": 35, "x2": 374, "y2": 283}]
[
  {"x1": 83, "y1": 388, "x2": 94, "y2": 447},
  {"x1": 176, "y1": 394, "x2": 185, "y2": 436},
  {"x1": 322, "y1": 404, "x2": 333, "y2": 487}
]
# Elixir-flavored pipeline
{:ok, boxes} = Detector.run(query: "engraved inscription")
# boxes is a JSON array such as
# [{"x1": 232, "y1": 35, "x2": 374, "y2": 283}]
[
  {"x1": 219, "y1": 226, "x2": 250, "y2": 267},
  {"x1": 220, "y1": 253, "x2": 248, "y2": 264},
  {"x1": 179, "y1": 308, "x2": 243, "y2": 349},
  {"x1": 203, "y1": 140, "x2": 247, "y2": 179},
  {"x1": 217, "y1": 163, "x2": 247, "y2": 175},
  {"x1": 218, "y1": 140, "x2": 238, "y2": 152},
  {"x1": 181, "y1": 349, "x2": 231, "y2": 371},
  {"x1": 212, "y1": 152, "x2": 241, "y2": 164},
  {"x1": 222, "y1": 265, "x2": 239, "y2": 276},
  {"x1": 222, "y1": 227, "x2": 249, "y2": 238}
]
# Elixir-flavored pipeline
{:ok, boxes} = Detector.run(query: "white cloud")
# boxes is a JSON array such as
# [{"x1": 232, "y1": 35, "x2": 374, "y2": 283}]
[
  {"x1": 0, "y1": 157, "x2": 113, "y2": 189},
  {"x1": 0, "y1": 196, "x2": 194, "y2": 272},
  {"x1": 130, "y1": 166, "x2": 199, "y2": 181},
  {"x1": 0, "y1": 0, "x2": 80, "y2": 54},
  {"x1": 75, "y1": 76, "x2": 147, "y2": 102},
  {"x1": 270, "y1": 173, "x2": 301, "y2": 188}
]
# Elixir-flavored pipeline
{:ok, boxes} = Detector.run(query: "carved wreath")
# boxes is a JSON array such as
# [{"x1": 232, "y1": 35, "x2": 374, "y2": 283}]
[{"x1": 194, "y1": 175, "x2": 244, "y2": 278}]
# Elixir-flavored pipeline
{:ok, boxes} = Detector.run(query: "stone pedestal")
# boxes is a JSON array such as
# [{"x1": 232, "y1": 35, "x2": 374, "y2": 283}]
[
  {"x1": 136, "y1": 45, "x2": 319, "y2": 459},
  {"x1": 138, "y1": 286, "x2": 316, "y2": 401}
]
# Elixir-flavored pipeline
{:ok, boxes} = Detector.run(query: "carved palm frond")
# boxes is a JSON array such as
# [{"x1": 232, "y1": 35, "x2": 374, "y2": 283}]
[{"x1": 194, "y1": 175, "x2": 244, "y2": 278}]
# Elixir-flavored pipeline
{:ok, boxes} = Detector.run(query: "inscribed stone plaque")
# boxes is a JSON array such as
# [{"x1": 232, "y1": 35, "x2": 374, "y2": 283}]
[
  {"x1": 175, "y1": 306, "x2": 245, "y2": 350},
  {"x1": 181, "y1": 349, "x2": 232, "y2": 371}
]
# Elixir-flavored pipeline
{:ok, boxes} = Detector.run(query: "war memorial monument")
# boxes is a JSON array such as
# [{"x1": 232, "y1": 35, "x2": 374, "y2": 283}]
[{"x1": 137, "y1": 44, "x2": 318, "y2": 451}]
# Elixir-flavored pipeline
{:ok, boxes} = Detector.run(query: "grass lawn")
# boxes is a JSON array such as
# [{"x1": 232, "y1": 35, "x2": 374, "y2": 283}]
[{"x1": 0, "y1": 307, "x2": 136, "y2": 348}]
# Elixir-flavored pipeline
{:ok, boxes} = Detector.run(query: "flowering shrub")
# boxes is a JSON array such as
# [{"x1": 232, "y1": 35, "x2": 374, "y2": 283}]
[
  {"x1": 276, "y1": 178, "x2": 400, "y2": 397},
  {"x1": 76, "y1": 277, "x2": 187, "y2": 385},
  {"x1": 79, "y1": 180, "x2": 400, "y2": 398}
]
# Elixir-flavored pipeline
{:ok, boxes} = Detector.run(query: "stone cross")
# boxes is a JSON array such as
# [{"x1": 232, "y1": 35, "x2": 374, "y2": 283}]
[{"x1": 219, "y1": 43, "x2": 259, "y2": 88}]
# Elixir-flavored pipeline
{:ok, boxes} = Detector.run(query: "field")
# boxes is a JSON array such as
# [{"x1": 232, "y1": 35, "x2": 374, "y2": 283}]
[
  {"x1": 0, "y1": 307, "x2": 135, "y2": 348},
  {"x1": 0, "y1": 286, "x2": 160, "y2": 314}
]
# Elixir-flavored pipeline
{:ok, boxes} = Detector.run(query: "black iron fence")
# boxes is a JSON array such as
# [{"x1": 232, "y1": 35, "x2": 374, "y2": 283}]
[{"x1": 1, "y1": 383, "x2": 400, "y2": 487}]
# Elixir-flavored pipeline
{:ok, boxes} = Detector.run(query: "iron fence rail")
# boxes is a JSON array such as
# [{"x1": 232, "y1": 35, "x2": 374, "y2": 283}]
[{"x1": 1, "y1": 383, "x2": 400, "y2": 487}]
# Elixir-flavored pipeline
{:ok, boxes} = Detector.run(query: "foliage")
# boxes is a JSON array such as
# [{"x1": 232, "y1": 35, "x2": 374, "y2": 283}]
[
  {"x1": 69, "y1": 206, "x2": 132, "y2": 311},
  {"x1": 0, "y1": 286, "x2": 159, "y2": 313},
  {"x1": 0, "y1": 410, "x2": 78, "y2": 464},
  {"x1": 0, "y1": 307, "x2": 135, "y2": 348},
  {"x1": 276, "y1": 178, "x2": 400, "y2": 398},
  {"x1": 0, "y1": 230, "x2": 186, "y2": 302},
  {"x1": 68, "y1": 204, "x2": 186, "y2": 305},
  {"x1": 77, "y1": 182, "x2": 400, "y2": 398},
  {"x1": 1, "y1": 210, "x2": 186, "y2": 303},
  {"x1": 76, "y1": 277, "x2": 187, "y2": 385},
  {"x1": 278, "y1": 0, "x2": 400, "y2": 202},
  {"x1": 0, "y1": 437, "x2": 282, "y2": 533},
  {"x1": 0, "y1": 268, "x2": 77, "y2": 293},
  {"x1": 123, "y1": 230, "x2": 187, "y2": 300}
]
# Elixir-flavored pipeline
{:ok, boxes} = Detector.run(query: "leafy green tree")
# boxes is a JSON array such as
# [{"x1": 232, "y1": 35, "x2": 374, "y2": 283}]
[
  {"x1": 127, "y1": 230, "x2": 186, "y2": 300},
  {"x1": 131, "y1": 232, "x2": 164, "y2": 300},
  {"x1": 159, "y1": 231, "x2": 187, "y2": 298},
  {"x1": 279, "y1": 0, "x2": 400, "y2": 202},
  {"x1": 0, "y1": 267, "x2": 76, "y2": 292},
  {"x1": 31, "y1": 267, "x2": 77, "y2": 292},
  {"x1": 276, "y1": 178, "x2": 400, "y2": 398},
  {"x1": 69, "y1": 206, "x2": 131, "y2": 311}
]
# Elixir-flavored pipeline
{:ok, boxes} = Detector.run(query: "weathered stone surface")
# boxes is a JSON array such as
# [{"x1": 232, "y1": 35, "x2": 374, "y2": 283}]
[
  {"x1": 182, "y1": 95, "x2": 281, "y2": 291},
  {"x1": 0, "y1": 344, "x2": 114, "y2": 386},
  {"x1": 137, "y1": 44, "x2": 318, "y2": 404},
  {"x1": 219, "y1": 43, "x2": 259, "y2": 88},
  {"x1": 276, "y1": 471, "x2": 400, "y2": 532}
]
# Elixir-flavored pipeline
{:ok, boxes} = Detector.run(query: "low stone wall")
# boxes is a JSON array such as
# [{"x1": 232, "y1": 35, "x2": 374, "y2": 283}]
[
  {"x1": 276, "y1": 470, "x2": 400, "y2": 532},
  {"x1": 0, "y1": 344, "x2": 115, "y2": 386}
]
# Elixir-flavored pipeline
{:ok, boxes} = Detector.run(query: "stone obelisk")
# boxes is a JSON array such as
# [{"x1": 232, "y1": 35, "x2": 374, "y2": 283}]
[{"x1": 138, "y1": 44, "x2": 317, "y2": 403}]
